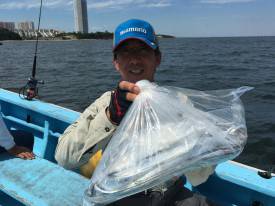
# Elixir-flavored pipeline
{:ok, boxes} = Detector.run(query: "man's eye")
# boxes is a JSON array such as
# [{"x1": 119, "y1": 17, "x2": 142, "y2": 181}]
[{"x1": 117, "y1": 48, "x2": 151, "y2": 56}]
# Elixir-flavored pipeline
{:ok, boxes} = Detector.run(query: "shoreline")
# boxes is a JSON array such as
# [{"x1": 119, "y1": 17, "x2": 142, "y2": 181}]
[
  {"x1": 2, "y1": 35, "x2": 274, "y2": 42},
  {"x1": 1, "y1": 39, "x2": 113, "y2": 42}
]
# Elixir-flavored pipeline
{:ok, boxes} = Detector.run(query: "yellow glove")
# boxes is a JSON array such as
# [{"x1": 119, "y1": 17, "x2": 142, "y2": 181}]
[{"x1": 80, "y1": 150, "x2": 102, "y2": 178}]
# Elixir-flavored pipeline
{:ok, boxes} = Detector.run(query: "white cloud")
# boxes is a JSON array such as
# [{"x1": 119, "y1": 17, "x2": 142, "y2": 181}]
[
  {"x1": 200, "y1": 0, "x2": 255, "y2": 4},
  {"x1": 0, "y1": 0, "x2": 72, "y2": 10},
  {"x1": 0, "y1": 0, "x2": 171, "y2": 10},
  {"x1": 87, "y1": 0, "x2": 171, "y2": 9},
  {"x1": 0, "y1": 2, "x2": 39, "y2": 9},
  {"x1": 141, "y1": 2, "x2": 171, "y2": 8}
]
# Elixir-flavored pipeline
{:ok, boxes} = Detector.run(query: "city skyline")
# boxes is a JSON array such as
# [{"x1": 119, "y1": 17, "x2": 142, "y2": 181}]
[
  {"x1": 0, "y1": 21, "x2": 34, "y2": 32},
  {"x1": 0, "y1": 0, "x2": 275, "y2": 37}
]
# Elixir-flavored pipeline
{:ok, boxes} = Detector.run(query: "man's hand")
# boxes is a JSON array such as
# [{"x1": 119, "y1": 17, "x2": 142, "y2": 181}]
[
  {"x1": 118, "y1": 81, "x2": 140, "y2": 101},
  {"x1": 7, "y1": 145, "x2": 35, "y2": 160},
  {"x1": 107, "y1": 81, "x2": 140, "y2": 125}
]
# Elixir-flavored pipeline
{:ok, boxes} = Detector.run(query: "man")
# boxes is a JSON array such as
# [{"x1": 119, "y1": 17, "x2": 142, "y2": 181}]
[
  {"x1": 0, "y1": 106, "x2": 35, "y2": 159},
  {"x1": 55, "y1": 19, "x2": 218, "y2": 206}
]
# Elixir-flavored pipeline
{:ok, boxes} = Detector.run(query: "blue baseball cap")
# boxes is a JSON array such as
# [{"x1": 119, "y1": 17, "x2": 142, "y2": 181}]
[{"x1": 113, "y1": 19, "x2": 158, "y2": 51}]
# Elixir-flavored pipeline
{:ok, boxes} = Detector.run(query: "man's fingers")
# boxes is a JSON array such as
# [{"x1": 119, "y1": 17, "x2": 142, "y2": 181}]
[
  {"x1": 17, "y1": 153, "x2": 26, "y2": 159},
  {"x1": 25, "y1": 152, "x2": 35, "y2": 159},
  {"x1": 30, "y1": 152, "x2": 35, "y2": 159},
  {"x1": 125, "y1": 92, "x2": 137, "y2": 102},
  {"x1": 119, "y1": 81, "x2": 140, "y2": 101},
  {"x1": 119, "y1": 81, "x2": 140, "y2": 94},
  {"x1": 17, "y1": 152, "x2": 35, "y2": 160}
]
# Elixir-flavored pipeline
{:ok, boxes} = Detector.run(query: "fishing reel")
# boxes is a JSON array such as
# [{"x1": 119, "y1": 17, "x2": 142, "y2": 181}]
[{"x1": 19, "y1": 77, "x2": 44, "y2": 100}]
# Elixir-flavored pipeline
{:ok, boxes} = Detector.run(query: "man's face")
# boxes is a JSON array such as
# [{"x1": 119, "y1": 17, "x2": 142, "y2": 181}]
[{"x1": 113, "y1": 39, "x2": 161, "y2": 83}]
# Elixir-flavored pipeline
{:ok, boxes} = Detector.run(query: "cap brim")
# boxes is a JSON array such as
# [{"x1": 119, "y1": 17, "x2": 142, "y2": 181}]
[{"x1": 113, "y1": 37, "x2": 157, "y2": 52}]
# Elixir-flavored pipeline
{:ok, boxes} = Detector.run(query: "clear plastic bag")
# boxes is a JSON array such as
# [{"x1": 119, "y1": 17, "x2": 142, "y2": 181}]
[{"x1": 83, "y1": 80, "x2": 253, "y2": 206}]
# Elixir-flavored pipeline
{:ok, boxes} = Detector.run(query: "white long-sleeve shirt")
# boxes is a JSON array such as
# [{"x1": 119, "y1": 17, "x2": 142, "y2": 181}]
[{"x1": 0, "y1": 105, "x2": 15, "y2": 150}]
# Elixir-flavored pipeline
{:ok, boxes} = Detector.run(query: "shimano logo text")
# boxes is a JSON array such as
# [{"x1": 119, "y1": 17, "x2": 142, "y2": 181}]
[{"x1": 120, "y1": 27, "x2": 147, "y2": 35}]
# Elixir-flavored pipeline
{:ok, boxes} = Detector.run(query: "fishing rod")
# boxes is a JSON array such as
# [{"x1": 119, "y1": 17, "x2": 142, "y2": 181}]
[{"x1": 19, "y1": 0, "x2": 44, "y2": 100}]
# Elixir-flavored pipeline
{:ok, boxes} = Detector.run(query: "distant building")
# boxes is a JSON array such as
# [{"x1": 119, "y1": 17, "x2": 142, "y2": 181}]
[
  {"x1": 0, "y1": 22, "x2": 15, "y2": 32},
  {"x1": 16, "y1": 29, "x2": 62, "y2": 39},
  {"x1": 74, "y1": 0, "x2": 89, "y2": 33},
  {"x1": 17, "y1": 21, "x2": 35, "y2": 31}
]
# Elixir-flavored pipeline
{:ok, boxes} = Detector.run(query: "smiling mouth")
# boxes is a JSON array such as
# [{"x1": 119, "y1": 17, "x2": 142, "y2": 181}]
[{"x1": 129, "y1": 68, "x2": 144, "y2": 75}]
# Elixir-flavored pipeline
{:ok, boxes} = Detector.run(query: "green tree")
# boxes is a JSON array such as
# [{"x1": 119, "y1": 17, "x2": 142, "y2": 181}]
[{"x1": 0, "y1": 28, "x2": 22, "y2": 40}]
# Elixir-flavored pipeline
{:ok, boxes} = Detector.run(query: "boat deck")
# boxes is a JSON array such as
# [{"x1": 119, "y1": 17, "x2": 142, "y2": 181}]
[{"x1": 0, "y1": 153, "x2": 89, "y2": 206}]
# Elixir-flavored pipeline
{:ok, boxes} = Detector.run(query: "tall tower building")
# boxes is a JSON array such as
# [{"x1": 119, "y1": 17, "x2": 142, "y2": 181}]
[{"x1": 74, "y1": 0, "x2": 89, "y2": 33}]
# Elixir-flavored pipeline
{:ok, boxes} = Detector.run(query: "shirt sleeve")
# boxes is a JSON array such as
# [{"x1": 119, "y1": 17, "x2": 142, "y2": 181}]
[
  {"x1": 184, "y1": 165, "x2": 216, "y2": 186},
  {"x1": 55, "y1": 91, "x2": 117, "y2": 169},
  {"x1": 0, "y1": 112, "x2": 15, "y2": 150}
]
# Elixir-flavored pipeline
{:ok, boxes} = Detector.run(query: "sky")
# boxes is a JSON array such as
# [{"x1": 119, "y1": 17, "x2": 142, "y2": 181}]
[{"x1": 0, "y1": 0, "x2": 275, "y2": 37}]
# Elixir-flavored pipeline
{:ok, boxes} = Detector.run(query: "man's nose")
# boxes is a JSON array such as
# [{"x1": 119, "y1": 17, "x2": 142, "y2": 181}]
[{"x1": 128, "y1": 55, "x2": 141, "y2": 64}]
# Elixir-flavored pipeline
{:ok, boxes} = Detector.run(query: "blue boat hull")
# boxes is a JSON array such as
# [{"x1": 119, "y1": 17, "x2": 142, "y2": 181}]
[{"x1": 0, "y1": 88, "x2": 274, "y2": 206}]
